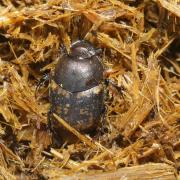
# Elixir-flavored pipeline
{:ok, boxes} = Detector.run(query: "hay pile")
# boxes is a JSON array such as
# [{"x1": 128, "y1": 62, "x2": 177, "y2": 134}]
[{"x1": 0, "y1": 0, "x2": 179, "y2": 179}]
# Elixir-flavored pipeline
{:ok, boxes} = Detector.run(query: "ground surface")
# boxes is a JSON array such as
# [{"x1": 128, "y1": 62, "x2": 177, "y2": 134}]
[{"x1": 0, "y1": 0, "x2": 179, "y2": 179}]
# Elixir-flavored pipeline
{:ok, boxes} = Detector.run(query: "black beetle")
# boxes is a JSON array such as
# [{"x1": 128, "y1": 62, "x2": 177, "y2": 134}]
[{"x1": 48, "y1": 40, "x2": 105, "y2": 145}]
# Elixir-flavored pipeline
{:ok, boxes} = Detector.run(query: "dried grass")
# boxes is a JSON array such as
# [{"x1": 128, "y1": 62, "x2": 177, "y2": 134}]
[{"x1": 0, "y1": 0, "x2": 179, "y2": 179}]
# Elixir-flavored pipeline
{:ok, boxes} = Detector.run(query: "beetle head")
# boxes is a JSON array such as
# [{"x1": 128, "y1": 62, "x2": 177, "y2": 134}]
[{"x1": 60, "y1": 40, "x2": 102, "y2": 60}]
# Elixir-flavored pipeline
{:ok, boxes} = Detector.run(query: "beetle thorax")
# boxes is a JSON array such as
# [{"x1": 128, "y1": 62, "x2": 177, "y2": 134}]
[{"x1": 53, "y1": 40, "x2": 104, "y2": 93}]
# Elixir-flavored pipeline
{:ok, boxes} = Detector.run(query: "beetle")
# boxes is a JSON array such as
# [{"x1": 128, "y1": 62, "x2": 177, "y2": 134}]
[
  {"x1": 36, "y1": 40, "x2": 124, "y2": 146},
  {"x1": 48, "y1": 40, "x2": 105, "y2": 146}
]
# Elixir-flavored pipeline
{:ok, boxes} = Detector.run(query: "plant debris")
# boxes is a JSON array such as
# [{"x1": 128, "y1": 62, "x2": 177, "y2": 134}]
[{"x1": 0, "y1": 0, "x2": 179, "y2": 179}]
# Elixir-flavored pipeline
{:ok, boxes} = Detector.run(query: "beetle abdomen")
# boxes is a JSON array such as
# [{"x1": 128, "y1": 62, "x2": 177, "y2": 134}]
[{"x1": 49, "y1": 83, "x2": 104, "y2": 132}]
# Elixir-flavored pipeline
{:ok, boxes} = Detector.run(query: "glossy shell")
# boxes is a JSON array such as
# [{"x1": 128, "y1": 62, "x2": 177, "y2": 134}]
[
  {"x1": 54, "y1": 40, "x2": 103, "y2": 92},
  {"x1": 49, "y1": 40, "x2": 104, "y2": 145}
]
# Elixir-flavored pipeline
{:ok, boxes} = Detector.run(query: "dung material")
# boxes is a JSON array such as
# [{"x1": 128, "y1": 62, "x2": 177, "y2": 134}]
[{"x1": 0, "y1": 0, "x2": 179, "y2": 179}]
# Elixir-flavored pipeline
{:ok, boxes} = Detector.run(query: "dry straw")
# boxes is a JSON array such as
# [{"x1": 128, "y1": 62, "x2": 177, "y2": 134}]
[{"x1": 0, "y1": 0, "x2": 179, "y2": 179}]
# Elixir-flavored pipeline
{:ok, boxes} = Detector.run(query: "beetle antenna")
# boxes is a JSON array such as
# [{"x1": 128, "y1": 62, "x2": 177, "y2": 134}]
[{"x1": 35, "y1": 74, "x2": 50, "y2": 99}]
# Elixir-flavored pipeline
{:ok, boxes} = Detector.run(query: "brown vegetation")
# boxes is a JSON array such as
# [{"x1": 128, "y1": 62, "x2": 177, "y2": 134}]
[{"x1": 0, "y1": 0, "x2": 179, "y2": 179}]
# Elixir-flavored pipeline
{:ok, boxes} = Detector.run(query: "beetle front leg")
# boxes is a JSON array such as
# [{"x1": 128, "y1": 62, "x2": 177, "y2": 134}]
[{"x1": 35, "y1": 74, "x2": 50, "y2": 98}]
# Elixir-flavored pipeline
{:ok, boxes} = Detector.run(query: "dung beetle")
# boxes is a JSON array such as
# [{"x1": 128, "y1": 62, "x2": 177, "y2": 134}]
[{"x1": 48, "y1": 40, "x2": 105, "y2": 146}]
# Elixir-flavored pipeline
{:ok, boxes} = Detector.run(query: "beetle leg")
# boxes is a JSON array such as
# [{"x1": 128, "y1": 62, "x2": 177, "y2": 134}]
[
  {"x1": 60, "y1": 43, "x2": 69, "y2": 55},
  {"x1": 104, "y1": 79, "x2": 125, "y2": 99},
  {"x1": 95, "y1": 48, "x2": 102, "y2": 55},
  {"x1": 47, "y1": 109, "x2": 53, "y2": 132},
  {"x1": 35, "y1": 74, "x2": 50, "y2": 98},
  {"x1": 47, "y1": 109, "x2": 63, "y2": 148}
]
